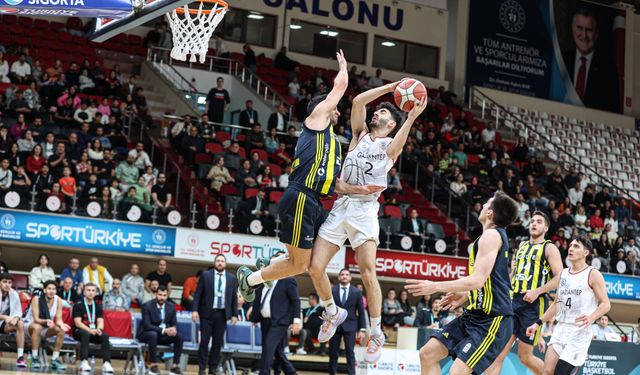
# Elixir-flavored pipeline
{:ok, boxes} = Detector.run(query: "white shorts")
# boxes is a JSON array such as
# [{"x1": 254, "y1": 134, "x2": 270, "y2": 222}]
[
  {"x1": 318, "y1": 196, "x2": 380, "y2": 248},
  {"x1": 548, "y1": 322, "x2": 592, "y2": 367},
  {"x1": 24, "y1": 322, "x2": 50, "y2": 338}
]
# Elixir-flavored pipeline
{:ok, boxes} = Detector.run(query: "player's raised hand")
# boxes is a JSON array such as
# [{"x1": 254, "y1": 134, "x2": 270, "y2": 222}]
[
  {"x1": 525, "y1": 322, "x2": 539, "y2": 337},
  {"x1": 405, "y1": 279, "x2": 437, "y2": 296},
  {"x1": 407, "y1": 97, "x2": 428, "y2": 120},
  {"x1": 336, "y1": 49, "x2": 348, "y2": 72},
  {"x1": 440, "y1": 292, "x2": 467, "y2": 310}
]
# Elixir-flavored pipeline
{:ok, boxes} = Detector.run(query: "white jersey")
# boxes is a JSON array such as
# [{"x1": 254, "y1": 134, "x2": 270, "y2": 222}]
[
  {"x1": 341, "y1": 134, "x2": 393, "y2": 199},
  {"x1": 25, "y1": 295, "x2": 60, "y2": 324},
  {"x1": 555, "y1": 266, "x2": 597, "y2": 325}
]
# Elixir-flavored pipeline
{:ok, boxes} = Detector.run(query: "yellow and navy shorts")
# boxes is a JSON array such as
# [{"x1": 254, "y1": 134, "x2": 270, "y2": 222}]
[
  {"x1": 512, "y1": 293, "x2": 547, "y2": 345},
  {"x1": 278, "y1": 183, "x2": 325, "y2": 249},
  {"x1": 431, "y1": 312, "x2": 513, "y2": 374}
]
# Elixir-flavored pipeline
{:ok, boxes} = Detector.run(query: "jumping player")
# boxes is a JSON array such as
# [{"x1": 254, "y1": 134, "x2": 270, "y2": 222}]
[
  {"x1": 307, "y1": 82, "x2": 427, "y2": 363},
  {"x1": 237, "y1": 50, "x2": 381, "y2": 302},
  {"x1": 406, "y1": 191, "x2": 519, "y2": 375},
  {"x1": 486, "y1": 211, "x2": 563, "y2": 375},
  {"x1": 525, "y1": 236, "x2": 610, "y2": 375}
]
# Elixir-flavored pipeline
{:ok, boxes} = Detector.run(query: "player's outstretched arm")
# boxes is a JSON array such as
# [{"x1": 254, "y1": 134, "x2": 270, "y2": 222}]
[
  {"x1": 350, "y1": 80, "x2": 403, "y2": 139},
  {"x1": 405, "y1": 229, "x2": 501, "y2": 295},
  {"x1": 523, "y1": 243, "x2": 563, "y2": 303},
  {"x1": 575, "y1": 270, "x2": 610, "y2": 328},
  {"x1": 334, "y1": 179, "x2": 385, "y2": 195},
  {"x1": 305, "y1": 50, "x2": 349, "y2": 132},
  {"x1": 386, "y1": 98, "x2": 427, "y2": 160}
]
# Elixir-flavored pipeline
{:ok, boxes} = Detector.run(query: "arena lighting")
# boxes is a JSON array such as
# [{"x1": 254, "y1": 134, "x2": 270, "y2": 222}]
[
  {"x1": 86, "y1": 201, "x2": 102, "y2": 218},
  {"x1": 400, "y1": 236, "x2": 413, "y2": 250},
  {"x1": 247, "y1": 11, "x2": 264, "y2": 19},
  {"x1": 4, "y1": 192, "x2": 20, "y2": 208},
  {"x1": 435, "y1": 239, "x2": 447, "y2": 254},
  {"x1": 249, "y1": 219, "x2": 263, "y2": 234},
  {"x1": 206, "y1": 215, "x2": 220, "y2": 230},
  {"x1": 319, "y1": 30, "x2": 339, "y2": 37},
  {"x1": 127, "y1": 205, "x2": 142, "y2": 222},
  {"x1": 381, "y1": 40, "x2": 396, "y2": 47},
  {"x1": 167, "y1": 210, "x2": 182, "y2": 226},
  {"x1": 289, "y1": 24, "x2": 302, "y2": 30}
]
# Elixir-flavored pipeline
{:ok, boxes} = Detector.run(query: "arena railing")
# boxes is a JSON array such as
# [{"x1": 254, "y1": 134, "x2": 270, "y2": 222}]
[
  {"x1": 470, "y1": 87, "x2": 638, "y2": 214},
  {"x1": 147, "y1": 46, "x2": 293, "y2": 117}
]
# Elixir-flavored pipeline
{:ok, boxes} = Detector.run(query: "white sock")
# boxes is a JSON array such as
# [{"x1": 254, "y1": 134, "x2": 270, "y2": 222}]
[
  {"x1": 323, "y1": 298, "x2": 337, "y2": 316},
  {"x1": 270, "y1": 253, "x2": 288, "y2": 265},
  {"x1": 17, "y1": 348, "x2": 23, "y2": 358},
  {"x1": 247, "y1": 270, "x2": 265, "y2": 287},
  {"x1": 32, "y1": 350, "x2": 38, "y2": 358},
  {"x1": 52, "y1": 351, "x2": 60, "y2": 361},
  {"x1": 370, "y1": 317, "x2": 382, "y2": 336}
]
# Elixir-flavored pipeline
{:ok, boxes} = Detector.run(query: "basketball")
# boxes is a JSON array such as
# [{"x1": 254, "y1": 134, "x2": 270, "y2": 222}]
[{"x1": 394, "y1": 79, "x2": 427, "y2": 112}]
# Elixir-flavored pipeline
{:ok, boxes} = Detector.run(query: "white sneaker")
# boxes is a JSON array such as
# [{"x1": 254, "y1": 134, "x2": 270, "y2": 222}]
[
  {"x1": 364, "y1": 334, "x2": 386, "y2": 363},
  {"x1": 79, "y1": 360, "x2": 91, "y2": 373},
  {"x1": 318, "y1": 307, "x2": 348, "y2": 343},
  {"x1": 102, "y1": 361, "x2": 114, "y2": 373},
  {"x1": 295, "y1": 348, "x2": 308, "y2": 355}
]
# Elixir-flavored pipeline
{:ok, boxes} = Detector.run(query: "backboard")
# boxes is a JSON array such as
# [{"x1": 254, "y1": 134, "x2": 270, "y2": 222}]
[{"x1": 90, "y1": 0, "x2": 192, "y2": 42}]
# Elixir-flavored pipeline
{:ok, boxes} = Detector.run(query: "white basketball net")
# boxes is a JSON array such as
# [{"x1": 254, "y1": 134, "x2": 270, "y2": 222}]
[{"x1": 166, "y1": 1, "x2": 228, "y2": 63}]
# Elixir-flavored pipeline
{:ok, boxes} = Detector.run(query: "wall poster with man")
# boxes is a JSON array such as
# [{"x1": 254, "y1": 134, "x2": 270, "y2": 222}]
[{"x1": 466, "y1": 0, "x2": 625, "y2": 113}]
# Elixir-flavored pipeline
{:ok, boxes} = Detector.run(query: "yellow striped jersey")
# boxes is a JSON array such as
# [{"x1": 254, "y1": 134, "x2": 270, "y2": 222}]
[
  {"x1": 289, "y1": 123, "x2": 342, "y2": 196},
  {"x1": 467, "y1": 227, "x2": 513, "y2": 316},
  {"x1": 511, "y1": 240, "x2": 551, "y2": 293}
]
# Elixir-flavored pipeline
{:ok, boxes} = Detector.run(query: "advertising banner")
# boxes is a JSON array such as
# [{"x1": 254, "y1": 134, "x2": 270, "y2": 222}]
[
  {"x1": 355, "y1": 348, "x2": 420, "y2": 375},
  {"x1": 467, "y1": 0, "x2": 625, "y2": 113},
  {"x1": 0, "y1": 0, "x2": 132, "y2": 17},
  {"x1": 0, "y1": 209, "x2": 175, "y2": 255},
  {"x1": 603, "y1": 273, "x2": 640, "y2": 301},
  {"x1": 345, "y1": 248, "x2": 467, "y2": 281},
  {"x1": 174, "y1": 229, "x2": 345, "y2": 274}
]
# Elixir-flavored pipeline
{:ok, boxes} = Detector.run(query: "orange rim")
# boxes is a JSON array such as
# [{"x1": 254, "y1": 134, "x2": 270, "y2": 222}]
[{"x1": 175, "y1": 0, "x2": 228, "y2": 14}]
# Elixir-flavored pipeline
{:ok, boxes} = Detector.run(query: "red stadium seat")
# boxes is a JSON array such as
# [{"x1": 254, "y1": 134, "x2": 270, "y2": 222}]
[
  {"x1": 220, "y1": 184, "x2": 239, "y2": 196},
  {"x1": 215, "y1": 131, "x2": 230, "y2": 143},
  {"x1": 384, "y1": 205, "x2": 402, "y2": 218},
  {"x1": 270, "y1": 191, "x2": 283, "y2": 203},
  {"x1": 194, "y1": 153, "x2": 212, "y2": 164},
  {"x1": 103, "y1": 311, "x2": 132, "y2": 339},
  {"x1": 269, "y1": 164, "x2": 282, "y2": 177},
  {"x1": 206, "y1": 142, "x2": 223, "y2": 155},
  {"x1": 245, "y1": 188, "x2": 259, "y2": 199},
  {"x1": 13, "y1": 274, "x2": 28, "y2": 290}
]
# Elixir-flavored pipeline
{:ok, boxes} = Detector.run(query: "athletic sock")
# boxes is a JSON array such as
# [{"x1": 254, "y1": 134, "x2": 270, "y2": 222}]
[
  {"x1": 370, "y1": 317, "x2": 382, "y2": 336},
  {"x1": 52, "y1": 351, "x2": 60, "y2": 361},
  {"x1": 17, "y1": 348, "x2": 24, "y2": 358},
  {"x1": 247, "y1": 270, "x2": 265, "y2": 287},
  {"x1": 32, "y1": 350, "x2": 38, "y2": 358},
  {"x1": 323, "y1": 298, "x2": 337, "y2": 316}
]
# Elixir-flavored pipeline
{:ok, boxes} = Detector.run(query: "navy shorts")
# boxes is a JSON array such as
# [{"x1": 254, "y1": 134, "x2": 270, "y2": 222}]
[
  {"x1": 278, "y1": 183, "x2": 325, "y2": 249},
  {"x1": 431, "y1": 312, "x2": 513, "y2": 374},
  {"x1": 512, "y1": 293, "x2": 547, "y2": 345}
]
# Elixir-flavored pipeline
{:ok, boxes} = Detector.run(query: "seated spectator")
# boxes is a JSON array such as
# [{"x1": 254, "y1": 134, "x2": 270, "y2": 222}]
[
  {"x1": 129, "y1": 142, "x2": 152, "y2": 172},
  {"x1": 590, "y1": 208, "x2": 605, "y2": 230},
  {"x1": 151, "y1": 173, "x2": 172, "y2": 212},
  {"x1": 88, "y1": 139, "x2": 104, "y2": 162},
  {"x1": 0, "y1": 158, "x2": 12, "y2": 197},
  {"x1": 481, "y1": 121, "x2": 496, "y2": 144},
  {"x1": 116, "y1": 155, "x2": 139, "y2": 191},
  {"x1": 274, "y1": 46, "x2": 298, "y2": 71},
  {"x1": 10, "y1": 114, "x2": 29, "y2": 140},
  {"x1": 616, "y1": 199, "x2": 638, "y2": 238},
  {"x1": 103, "y1": 278, "x2": 131, "y2": 311},
  {"x1": 246, "y1": 123, "x2": 265, "y2": 150},
  {"x1": 180, "y1": 270, "x2": 201, "y2": 311},
  {"x1": 207, "y1": 157, "x2": 234, "y2": 195},
  {"x1": 413, "y1": 295, "x2": 432, "y2": 327},
  {"x1": 57, "y1": 277, "x2": 79, "y2": 307},
  {"x1": 273, "y1": 142, "x2": 292, "y2": 167},
  {"x1": 593, "y1": 234, "x2": 612, "y2": 271},
  {"x1": 41, "y1": 132, "x2": 56, "y2": 159},
  {"x1": 450, "y1": 173, "x2": 467, "y2": 197},
  {"x1": 279, "y1": 164, "x2": 291, "y2": 189},
  {"x1": 627, "y1": 251, "x2": 640, "y2": 276},
  {"x1": 236, "y1": 159, "x2": 257, "y2": 193},
  {"x1": 298, "y1": 292, "x2": 325, "y2": 355},
  {"x1": 382, "y1": 288, "x2": 403, "y2": 327},
  {"x1": 72, "y1": 283, "x2": 113, "y2": 373},
  {"x1": 133, "y1": 175, "x2": 152, "y2": 208},
  {"x1": 146, "y1": 259, "x2": 173, "y2": 294},
  {"x1": 0, "y1": 273, "x2": 28, "y2": 368},
  {"x1": 180, "y1": 126, "x2": 204, "y2": 165},
  {"x1": 25, "y1": 280, "x2": 69, "y2": 371},
  {"x1": 401, "y1": 209, "x2": 424, "y2": 251},
  {"x1": 82, "y1": 257, "x2": 113, "y2": 295},
  {"x1": 48, "y1": 143, "x2": 70, "y2": 179},
  {"x1": 79, "y1": 69, "x2": 95, "y2": 93},
  {"x1": 29, "y1": 254, "x2": 56, "y2": 292},
  {"x1": 199, "y1": 114, "x2": 214, "y2": 140},
  {"x1": 592, "y1": 315, "x2": 615, "y2": 341},
  {"x1": 626, "y1": 238, "x2": 640, "y2": 259},
  {"x1": 387, "y1": 167, "x2": 402, "y2": 195},
  {"x1": 288, "y1": 76, "x2": 301, "y2": 99},
  {"x1": 0, "y1": 52, "x2": 8, "y2": 83},
  {"x1": 94, "y1": 149, "x2": 116, "y2": 187},
  {"x1": 143, "y1": 280, "x2": 159, "y2": 303},
  {"x1": 10, "y1": 54, "x2": 31, "y2": 84},
  {"x1": 257, "y1": 165, "x2": 277, "y2": 189},
  {"x1": 398, "y1": 290, "x2": 415, "y2": 326},
  {"x1": 46, "y1": 182, "x2": 66, "y2": 213},
  {"x1": 368, "y1": 69, "x2": 384, "y2": 88},
  {"x1": 240, "y1": 189, "x2": 275, "y2": 236},
  {"x1": 121, "y1": 264, "x2": 144, "y2": 305},
  {"x1": 73, "y1": 102, "x2": 93, "y2": 126},
  {"x1": 76, "y1": 152, "x2": 92, "y2": 188},
  {"x1": 138, "y1": 286, "x2": 184, "y2": 375},
  {"x1": 268, "y1": 103, "x2": 289, "y2": 132},
  {"x1": 59, "y1": 166, "x2": 77, "y2": 207},
  {"x1": 8, "y1": 143, "x2": 22, "y2": 173},
  {"x1": 250, "y1": 151, "x2": 265, "y2": 173},
  {"x1": 12, "y1": 166, "x2": 31, "y2": 200}
]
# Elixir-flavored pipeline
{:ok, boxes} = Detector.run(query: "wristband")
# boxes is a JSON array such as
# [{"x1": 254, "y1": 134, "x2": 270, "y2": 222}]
[{"x1": 536, "y1": 319, "x2": 543, "y2": 326}]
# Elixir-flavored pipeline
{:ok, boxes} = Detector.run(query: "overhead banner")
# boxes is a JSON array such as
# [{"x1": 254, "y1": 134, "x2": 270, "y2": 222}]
[
  {"x1": 174, "y1": 229, "x2": 345, "y2": 274},
  {"x1": 0, "y1": 209, "x2": 175, "y2": 255},
  {"x1": 345, "y1": 248, "x2": 467, "y2": 281},
  {"x1": 0, "y1": 0, "x2": 132, "y2": 17},
  {"x1": 603, "y1": 273, "x2": 640, "y2": 301},
  {"x1": 467, "y1": 0, "x2": 625, "y2": 113}
]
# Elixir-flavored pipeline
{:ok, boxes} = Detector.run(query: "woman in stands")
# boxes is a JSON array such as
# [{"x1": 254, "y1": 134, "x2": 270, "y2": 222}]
[
  {"x1": 25, "y1": 280, "x2": 69, "y2": 370},
  {"x1": 99, "y1": 186, "x2": 114, "y2": 219},
  {"x1": 398, "y1": 290, "x2": 415, "y2": 326},
  {"x1": 257, "y1": 165, "x2": 277, "y2": 190},
  {"x1": 88, "y1": 139, "x2": 104, "y2": 162},
  {"x1": 207, "y1": 156, "x2": 234, "y2": 196},
  {"x1": 28, "y1": 254, "x2": 55, "y2": 293},
  {"x1": 0, "y1": 52, "x2": 9, "y2": 83},
  {"x1": 382, "y1": 288, "x2": 403, "y2": 328},
  {"x1": 8, "y1": 143, "x2": 21, "y2": 173}
]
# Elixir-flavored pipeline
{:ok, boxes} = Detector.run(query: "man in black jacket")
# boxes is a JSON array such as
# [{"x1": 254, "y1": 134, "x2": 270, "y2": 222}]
[
  {"x1": 267, "y1": 104, "x2": 289, "y2": 132},
  {"x1": 240, "y1": 189, "x2": 275, "y2": 236},
  {"x1": 192, "y1": 255, "x2": 238, "y2": 375},
  {"x1": 138, "y1": 286, "x2": 183, "y2": 375},
  {"x1": 239, "y1": 100, "x2": 258, "y2": 128}
]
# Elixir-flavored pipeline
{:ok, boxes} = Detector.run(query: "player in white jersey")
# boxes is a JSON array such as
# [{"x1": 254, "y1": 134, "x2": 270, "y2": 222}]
[
  {"x1": 525, "y1": 235, "x2": 610, "y2": 375},
  {"x1": 307, "y1": 80, "x2": 427, "y2": 363}
]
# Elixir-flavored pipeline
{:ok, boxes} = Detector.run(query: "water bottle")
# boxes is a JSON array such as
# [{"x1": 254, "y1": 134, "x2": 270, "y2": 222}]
[
  {"x1": 26, "y1": 354, "x2": 31, "y2": 368},
  {"x1": 91, "y1": 355, "x2": 95, "y2": 369}
]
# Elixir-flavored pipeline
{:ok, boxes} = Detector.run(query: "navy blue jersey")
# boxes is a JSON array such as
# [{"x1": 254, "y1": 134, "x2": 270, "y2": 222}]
[
  {"x1": 467, "y1": 227, "x2": 513, "y2": 316},
  {"x1": 289, "y1": 123, "x2": 342, "y2": 196}
]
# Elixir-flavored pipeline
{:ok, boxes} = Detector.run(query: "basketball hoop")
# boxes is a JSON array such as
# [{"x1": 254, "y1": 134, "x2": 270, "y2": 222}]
[{"x1": 166, "y1": 0, "x2": 229, "y2": 63}]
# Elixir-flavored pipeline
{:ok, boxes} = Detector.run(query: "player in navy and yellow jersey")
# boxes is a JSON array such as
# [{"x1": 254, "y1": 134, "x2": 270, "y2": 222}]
[
  {"x1": 406, "y1": 192, "x2": 519, "y2": 375},
  {"x1": 236, "y1": 50, "x2": 382, "y2": 303},
  {"x1": 485, "y1": 211, "x2": 563, "y2": 375}
]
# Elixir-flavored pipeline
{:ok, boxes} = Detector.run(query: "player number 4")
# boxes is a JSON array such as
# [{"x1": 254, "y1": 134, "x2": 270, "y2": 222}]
[{"x1": 565, "y1": 297, "x2": 572, "y2": 309}]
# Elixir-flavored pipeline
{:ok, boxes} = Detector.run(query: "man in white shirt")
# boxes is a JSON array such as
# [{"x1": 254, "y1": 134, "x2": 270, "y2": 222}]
[
  {"x1": 278, "y1": 165, "x2": 291, "y2": 189},
  {"x1": 591, "y1": 315, "x2": 615, "y2": 341},
  {"x1": 367, "y1": 69, "x2": 384, "y2": 88},
  {"x1": 0, "y1": 159, "x2": 13, "y2": 194},
  {"x1": 268, "y1": 104, "x2": 289, "y2": 132},
  {"x1": 515, "y1": 193, "x2": 530, "y2": 221},
  {"x1": 568, "y1": 182, "x2": 583, "y2": 207},
  {"x1": 0, "y1": 273, "x2": 27, "y2": 368},
  {"x1": 128, "y1": 142, "x2": 152, "y2": 172},
  {"x1": 10, "y1": 54, "x2": 31, "y2": 84},
  {"x1": 82, "y1": 257, "x2": 114, "y2": 295},
  {"x1": 481, "y1": 121, "x2": 496, "y2": 144}
]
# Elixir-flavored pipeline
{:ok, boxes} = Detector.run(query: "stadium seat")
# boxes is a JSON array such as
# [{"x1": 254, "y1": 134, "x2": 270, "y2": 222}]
[
  {"x1": 250, "y1": 149, "x2": 269, "y2": 161},
  {"x1": 195, "y1": 153, "x2": 212, "y2": 164},
  {"x1": 383, "y1": 205, "x2": 402, "y2": 218},
  {"x1": 245, "y1": 188, "x2": 259, "y2": 199},
  {"x1": 269, "y1": 191, "x2": 283, "y2": 204}
]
